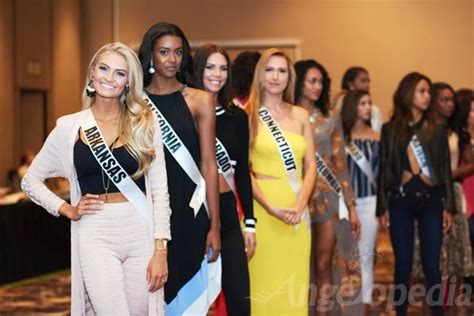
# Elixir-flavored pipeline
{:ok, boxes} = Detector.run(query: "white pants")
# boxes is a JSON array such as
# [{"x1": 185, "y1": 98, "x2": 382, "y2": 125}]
[
  {"x1": 356, "y1": 196, "x2": 378, "y2": 304},
  {"x1": 78, "y1": 202, "x2": 151, "y2": 315}
]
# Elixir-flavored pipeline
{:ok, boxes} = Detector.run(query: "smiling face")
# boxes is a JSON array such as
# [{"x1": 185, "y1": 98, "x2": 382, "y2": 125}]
[
  {"x1": 435, "y1": 88, "x2": 455, "y2": 119},
  {"x1": 151, "y1": 35, "x2": 184, "y2": 79},
  {"x1": 412, "y1": 79, "x2": 431, "y2": 112},
  {"x1": 202, "y1": 52, "x2": 228, "y2": 95},
  {"x1": 91, "y1": 52, "x2": 129, "y2": 99},
  {"x1": 356, "y1": 94, "x2": 372, "y2": 122},
  {"x1": 262, "y1": 55, "x2": 289, "y2": 96},
  {"x1": 301, "y1": 67, "x2": 323, "y2": 102}
]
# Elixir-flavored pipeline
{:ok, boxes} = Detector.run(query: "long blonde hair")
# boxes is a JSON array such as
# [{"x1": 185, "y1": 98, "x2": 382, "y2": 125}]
[
  {"x1": 245, "y1": 48, "x2": 295, "y2": 148},
  {"x1": 82, "y1": 42, "x2": 154, "y2": 178}
]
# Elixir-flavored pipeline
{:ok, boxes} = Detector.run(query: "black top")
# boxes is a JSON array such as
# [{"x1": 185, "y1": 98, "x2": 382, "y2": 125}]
[
  {"x1": 376, "y1": 119, "x2": 455, "y2": 216},
  {"x1": 147, "y1": 90, "x2": 210, "y2": 305},
  {"x1": 74, "y1": 138, "x2": 146, "y2": 194},
  {"x1": 216, "y1": 105, "x2": 254, "y2": 221}
]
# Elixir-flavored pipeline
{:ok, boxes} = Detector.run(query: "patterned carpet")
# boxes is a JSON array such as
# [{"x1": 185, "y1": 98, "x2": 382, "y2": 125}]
[{"x1": 0, "y1": 231, "x2": 472, "y2": 315}]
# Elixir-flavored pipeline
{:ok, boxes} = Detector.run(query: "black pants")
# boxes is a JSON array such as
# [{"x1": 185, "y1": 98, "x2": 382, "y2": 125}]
[
  {"x1": 219, "y1": 191, "x2": 250, "y2": 316},
  {"x1": 389, "y1": 176, "x2": 444, "y2": 316}
]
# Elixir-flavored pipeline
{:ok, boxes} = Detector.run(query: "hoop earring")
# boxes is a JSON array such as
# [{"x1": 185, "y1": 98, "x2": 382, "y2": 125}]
[
  {"x1": 86, "y1": 80, "x2": 96, "y2": 97},
  {"x1": 122, "y1": 85, "x2": 129, "y2": 104},
  {"x1": 148, "y1": 59, "x2": 156, "y2": 74}
]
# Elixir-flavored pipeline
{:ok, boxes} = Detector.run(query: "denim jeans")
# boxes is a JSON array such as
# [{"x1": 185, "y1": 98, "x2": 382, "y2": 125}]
[{"x1": 389, "y1": 176, "x2": 445, "y2": 316}]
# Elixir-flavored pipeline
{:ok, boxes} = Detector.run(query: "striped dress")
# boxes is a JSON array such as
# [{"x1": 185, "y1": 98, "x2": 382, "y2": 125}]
[{"x1": 345, "y1": 139, "x2": 380, "y2": 199}]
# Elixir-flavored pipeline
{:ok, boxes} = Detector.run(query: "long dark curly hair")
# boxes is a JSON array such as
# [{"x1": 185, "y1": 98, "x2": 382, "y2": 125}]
[{"x1": 294, "y1": 59, "x2": 331, "y2": 117}]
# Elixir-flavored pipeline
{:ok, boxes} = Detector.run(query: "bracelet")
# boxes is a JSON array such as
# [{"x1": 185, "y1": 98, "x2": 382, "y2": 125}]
[
  {"x1": 155, "y1": 246, "x2": 167, "y2": 252},
  {"x1": 244, "y1": 218, "x2": 256, "y2": 233}
]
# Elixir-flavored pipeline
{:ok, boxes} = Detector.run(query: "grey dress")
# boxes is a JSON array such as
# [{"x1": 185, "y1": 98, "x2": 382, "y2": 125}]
[{"x1": 309, "y1": 109, "x2": 357, "y2": 259}]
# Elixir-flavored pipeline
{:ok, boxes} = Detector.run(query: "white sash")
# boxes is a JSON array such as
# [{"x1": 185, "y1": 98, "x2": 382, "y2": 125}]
[
  {"x1": 215, "y1": 107, "x2": 238, "y2": 196},
  {"x1": 345, "y1": 142, "x2": 377, "y2": 189},
  {"x1": 410, "y1": 134, "x2": 431, "y2": 178},
  {"x1": 258, "y1": 106, "x2": 310, "y2": 228},
  {"x1": 315, "y1": 152, "x2": 350, "y2": 220},
  {"x1": 145, "y1": 95, "x2": 208, "y2": 217},
  {"x1": 215, "y1": 137, "x2": 237, "y2": 195},
  {"x1": 81, "y1": 110, "x2": 149, "y2": 221}
]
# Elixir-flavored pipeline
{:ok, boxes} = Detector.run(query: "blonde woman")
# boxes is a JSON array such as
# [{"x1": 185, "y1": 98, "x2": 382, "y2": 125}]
[
  {"x1": 246, "y1": 48, "x2": 317, "y2": 315},
  {"x1": 22, "y1": 42, "x2": 171, "y2": 315}
]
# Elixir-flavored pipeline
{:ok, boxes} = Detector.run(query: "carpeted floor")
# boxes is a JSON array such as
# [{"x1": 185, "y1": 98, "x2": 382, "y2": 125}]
[{"x1": 0, "y1": 231, "x2": 472, "y2": 315}]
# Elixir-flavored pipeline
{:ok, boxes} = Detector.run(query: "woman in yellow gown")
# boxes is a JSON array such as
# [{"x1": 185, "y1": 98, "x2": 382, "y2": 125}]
[{"x1": 245, "y1": 48, "x2": 317, "y2": 315}]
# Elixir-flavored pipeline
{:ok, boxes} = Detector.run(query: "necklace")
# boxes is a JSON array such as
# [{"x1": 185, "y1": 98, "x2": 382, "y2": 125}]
[
  {"x1": 309, "y1": 109, "x2": 318, "y2": 123},
  {"x1": 101, "y1": 136, "x2": 120, "y2": 202}
]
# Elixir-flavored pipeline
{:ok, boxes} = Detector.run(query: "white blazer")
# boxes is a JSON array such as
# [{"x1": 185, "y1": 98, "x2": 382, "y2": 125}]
[{"x1": 22, "y1": 109, "x2": 171, "y2": 315}]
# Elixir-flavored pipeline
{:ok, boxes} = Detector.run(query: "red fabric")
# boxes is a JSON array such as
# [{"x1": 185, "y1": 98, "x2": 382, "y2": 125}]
[
  {"x1": 237, "y1": 97, "x2": 249, "y2": 107},
  {"x1": 233, "y1": 175, "x2": 244, "y2": 220},
  {"x1": 462, "y1": 167, "x2": 474, "y2": 217},
  {"x1": 214, "y1": 291, "x2": 228, "y2": 316}
]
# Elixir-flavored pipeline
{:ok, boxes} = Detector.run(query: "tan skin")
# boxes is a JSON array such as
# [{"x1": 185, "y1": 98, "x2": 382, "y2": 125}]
[
  {"x1": 251, "y1": 55, "x2": 317, "y2": 226},
  {"x1": 434, "y1": 89, "x2": 474, "y2": 179},
  {"x1": 202, "y1": 52, "x2": 256, "y2": 260},
  {"x1": 379, "y1": 80, "x2": 453, "y2": 234},
  {"x1": 431, "y1": 91, "x2": 474, "y2": 316},
  {"x1": 57, "y1": 52, "x2": 168, "y2": 292},
  {"x1": 348, "y1": 71, "x2": 371, "y2": 93},
  {"x1": 298, "y1": 67, "x2": 360, "y2": 316},
  {"x1": 146, "y1": 35, "x2": 221, "y2": 263},
  {"x1": 350, "y1": 94, "x2": 379, "y2": 315},
  {"x1": 350, "y1": 95, "x2": 380, "y2": 142}
]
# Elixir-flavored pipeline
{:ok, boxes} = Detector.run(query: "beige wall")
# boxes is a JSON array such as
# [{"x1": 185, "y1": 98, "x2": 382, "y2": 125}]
[
  {"x1": 1, "y1": 0, "x2": 473, "y2": 187},
  {"x1": 114, "y1": 0, "x2": 473, "y2": 118},
  {"x1": 0, "y1": 0, "x2": 15, "y2": 186},
  {"x1": 81, "y1": 0, "x2": 114, "y2": 69},
  {"x1": 0, "y1": 0, "x2": 81, "y2": 186},
  {"x1": 51, "y1": 0, "x2": 82, "y2": 127}
]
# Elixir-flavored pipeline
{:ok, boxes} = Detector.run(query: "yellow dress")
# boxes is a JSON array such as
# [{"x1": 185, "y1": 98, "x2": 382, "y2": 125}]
[{"x1": 249, "y1": 128, "x2": 311, "y2": 316}]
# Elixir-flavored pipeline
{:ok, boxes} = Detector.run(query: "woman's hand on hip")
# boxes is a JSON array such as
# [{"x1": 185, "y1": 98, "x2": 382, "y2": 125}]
[{"x1": 59, "y1": 194, "x2": 103, "y2": 221}]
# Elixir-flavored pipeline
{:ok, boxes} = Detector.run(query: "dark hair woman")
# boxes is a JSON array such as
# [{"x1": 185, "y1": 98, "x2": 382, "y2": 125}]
[
  {"x1": 294, "y1": 59, "x2": 360, "y2": 316},
  {"x1": 377, "y1": 72, "x2": 455, "y2": 316},
  {"x1": 193, "y1": 43, "x2": 255, "y2": 316},
  {"x1": 456, "y1": 89, "x2": 474, "y2": 286},
  {"x1": 231, "y1": 50, "x2": 261, "y2": 108},
  {"x1": 410, "y1": 82, "x2": 474, "y2": 314},
  {"x1": 333, "y1": 66, "x2": 384, "y2": 132},
  {"x1": 341, "y1": 90, "x2": 380, "y2": 313},
  {"x1": 138, "y1": 22, "x2": 221, "y2": 315}
]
